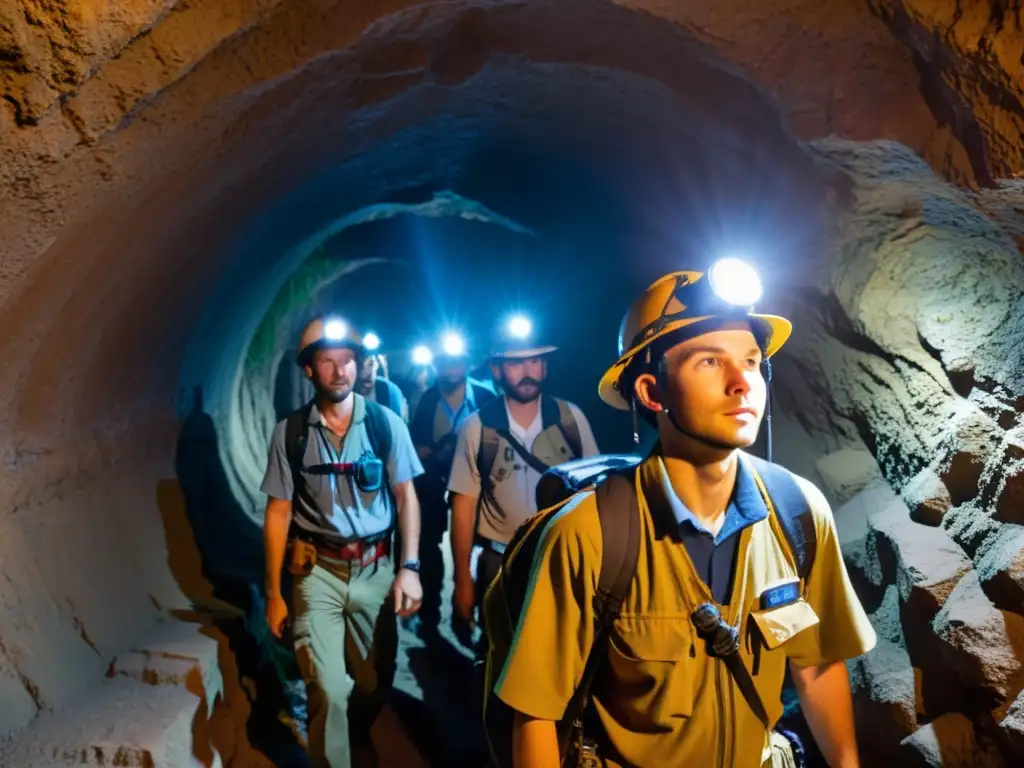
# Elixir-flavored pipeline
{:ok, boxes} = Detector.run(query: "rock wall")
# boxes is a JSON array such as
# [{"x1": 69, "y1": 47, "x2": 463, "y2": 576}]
[
  {"x1": 777, "y1": 139, "x2": 1024, "y2": 765},
  {"x1": 1, "y1": 0, "x2": 1023, "y2": 764}
]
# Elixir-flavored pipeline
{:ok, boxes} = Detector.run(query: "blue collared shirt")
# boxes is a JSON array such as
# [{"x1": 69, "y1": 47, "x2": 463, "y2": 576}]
[
  {"x1": 440, "y1": 377, "x2": 478, "y2": 428},
  {"x1": 662, "y1": 455, "x2": 768, "y2": 604}
]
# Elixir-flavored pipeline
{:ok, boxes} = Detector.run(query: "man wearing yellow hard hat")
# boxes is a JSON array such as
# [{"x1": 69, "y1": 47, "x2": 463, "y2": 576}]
[
  {"x1": 261, "y1": 317, "x2": 425, "y2": 768},
  {"x1": 486, "y1": 260, "x2": 876, "y2": 768}
]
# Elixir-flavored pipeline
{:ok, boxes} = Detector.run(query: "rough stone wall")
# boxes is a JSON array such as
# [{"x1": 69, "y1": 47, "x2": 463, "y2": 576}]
[
  {"x1": 1, "y1": 0, "x2": 1023, "y2": 763},
  {"x1": 775, "y1": 139, "x2": 1024, "y2": 766},
  {"x1": 0, "y1": 428, "x2": 191, "y2": 741}
]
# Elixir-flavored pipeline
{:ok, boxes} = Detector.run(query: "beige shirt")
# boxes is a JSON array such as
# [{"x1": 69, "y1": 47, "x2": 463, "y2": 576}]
[{"x1": 447, "y1": 396, "x2": 599, "y2": 543}]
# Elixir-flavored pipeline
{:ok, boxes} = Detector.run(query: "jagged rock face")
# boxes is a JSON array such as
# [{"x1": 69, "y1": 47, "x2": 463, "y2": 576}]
[
  {"x1": 0, "y1": 0, "x2": 1022, "y2": 764},
  {"x1": 784, "y1": 138, "x2": 1024, "y2": 764},
  {"x1": 869, "y1": 0, "x2": 1024, "y2": 187}
]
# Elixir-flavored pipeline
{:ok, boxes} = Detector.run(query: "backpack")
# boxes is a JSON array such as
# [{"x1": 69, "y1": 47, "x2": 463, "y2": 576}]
[
  {"x1": 482, "y1": 452, "x2": 818, "y2": 768},
  {"x1": 411, "y1": 381, "x2": 497, "y2": 451},
  {"x1": 374, "y1": 377, "x2": 410, "y2": 418},
  {"x1": 411, "y1": 382, "x2": 496, "y2": 487},
  {"x1": 476, "y1": 396, "x2": 583, "y2": 493},
  {"x1": 284, "y1": 398, "x2": 395, "y2": 511}
]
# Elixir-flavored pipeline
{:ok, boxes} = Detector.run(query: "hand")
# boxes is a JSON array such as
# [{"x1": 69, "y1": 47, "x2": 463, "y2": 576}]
[
  {"x1": 451, "y1": 578, "x2": 476, "y2": 648},
  {"x1": 266, "y1": 593, "x2": 289, "y2": 639},
  {"x1": 453, "y1": 577, "x2": 475, "y2": 624},
  {"x1": 393, "y1": 568, "x2": 423, "y2": 617}
]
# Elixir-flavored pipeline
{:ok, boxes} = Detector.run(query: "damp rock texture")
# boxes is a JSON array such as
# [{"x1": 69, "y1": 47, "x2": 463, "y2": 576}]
[
  {"x1": 789, "y1": 137, "x2": 1024, "y2": 765},
  {"x1": 0, "y1": 0, "x2": 1023, "y2": 765}
]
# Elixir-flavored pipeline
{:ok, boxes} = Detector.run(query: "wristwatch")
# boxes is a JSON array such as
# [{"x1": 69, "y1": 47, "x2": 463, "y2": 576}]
[{"x1": 401, "y1": 559, "x2": 420, "y2": 573}]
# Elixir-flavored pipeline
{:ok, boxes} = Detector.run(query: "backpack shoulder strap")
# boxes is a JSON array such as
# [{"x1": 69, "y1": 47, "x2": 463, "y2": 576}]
[
  {"x1": 363, "y1": 399, "x2": 393, "y2": 462},
  {"x1": 555, "y1": 399, "x2": 583, "y2": 460},
  {"x1": 476, "y1": 398, "x2": 508, "y2": 485},
  {"x1": 594, "y1": 470, "x2": 641, "y2": 621},
  {"x1": 285, "y1": 402, "x2": 314, "y2": 477},
  {"x1": 471, "y1": 382, "x2": 497, "y2": 409},
  {"x1": 743, "y1": 454, "x2": 817, "y2": 580},
  {"x1": 558, "y1": 469, "x2": 640, "y2": 747},
  {"x1": 364, "y1": 399, "x2": 397, "y2": 518},
  {"x1": 375, "y1": 379, "x2": 391, "y2": 411},
  {"x1": 410, "y1": 385, "x2": 441, "y2": 447}
]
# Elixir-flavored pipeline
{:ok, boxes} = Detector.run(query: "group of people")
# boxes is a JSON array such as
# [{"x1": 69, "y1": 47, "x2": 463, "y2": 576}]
[{"x1": 259, "y1": 259, "x2": 876, "y2": 768}]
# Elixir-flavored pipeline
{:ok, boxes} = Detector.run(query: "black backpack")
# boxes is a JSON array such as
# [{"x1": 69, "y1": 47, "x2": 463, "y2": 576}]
[
  {"x1": 411, "y1": 382, "x2": 496, "y2": 449},
  {"x1": 483, "y1": 452, "x2": 818, "y2": 768},
  {"x1": 410, "y1": 382, "x2": 496, "y2": 488},
  {"x1": 284, "y1": 398, "x2": 395, "y2": 508}
]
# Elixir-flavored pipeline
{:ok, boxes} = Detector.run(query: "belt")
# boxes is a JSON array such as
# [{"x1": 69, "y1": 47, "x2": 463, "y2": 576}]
[
  {"x1": 314, "y1": 535, "x2": 390, "y2": 564},
  {"x1": 479, "y1": 538, "x2": 507, "y2": 555}
]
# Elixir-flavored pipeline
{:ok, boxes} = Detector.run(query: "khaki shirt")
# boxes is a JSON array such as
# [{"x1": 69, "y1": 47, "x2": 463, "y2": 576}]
[
  {"x1": 493, "y1": 451, "x2": 876, "y2": 768},
  {"x1": 448, "y1": 396, "x2": 599, "y2": 543}
]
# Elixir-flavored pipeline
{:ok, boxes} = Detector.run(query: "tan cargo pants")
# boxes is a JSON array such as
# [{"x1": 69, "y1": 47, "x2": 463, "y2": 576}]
[{"x1": 291, "y1": 554, "x2": 397, "y2": 768}]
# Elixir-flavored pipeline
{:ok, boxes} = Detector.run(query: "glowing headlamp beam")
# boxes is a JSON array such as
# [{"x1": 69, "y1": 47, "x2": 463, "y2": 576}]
[
  {"x1": 508, "y1": 315, "x2": 532, "y2": 340},
  {"x1": 708, "y1": 258, "x2": 763, "y2": 307},
  {"x1": 441, "y1": 332, "x2": 467, "y2": 357},
  {"x1": 412, "y1": 345, "x2": 434, "y2": 366},
  {"x1": 363, "y1": 332, "x2": 381, "y2": 351},
  {"x1": 323, "y1": 319, "x2": 347, "y2": 340}
]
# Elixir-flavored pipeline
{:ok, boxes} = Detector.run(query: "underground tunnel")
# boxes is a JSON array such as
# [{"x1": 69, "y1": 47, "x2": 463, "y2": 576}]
[{"x1": 2, "y1": 0, "x2": 1024, "y2": 766}]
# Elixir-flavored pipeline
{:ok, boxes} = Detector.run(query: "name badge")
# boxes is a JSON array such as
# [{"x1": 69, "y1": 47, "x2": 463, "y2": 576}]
[{"x1": 759, "y1": 578, "x2": 801, "y2": 611}]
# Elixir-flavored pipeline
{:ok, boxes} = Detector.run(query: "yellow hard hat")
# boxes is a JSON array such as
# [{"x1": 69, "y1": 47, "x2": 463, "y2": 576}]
[
  {"x1": 598, "y1": 260, "x2": 793, "y2": 410},
  {"x1": 296, "y1": 316, "x2": 365, "y2": 366}
]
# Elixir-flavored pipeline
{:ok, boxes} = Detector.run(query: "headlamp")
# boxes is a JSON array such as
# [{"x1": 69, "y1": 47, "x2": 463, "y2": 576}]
[
  {"x1": 363, "y1": 332, "x2": 381, "y2": 351},
  {"x1": 441, "y1": 331, "x2": 467, "y2": 357},
  {"x1": 508, "y1": 315, "x2": 532, "y2": 340},
  {"x1": 323, "y1": 319, "x2": 347, "y2": 341},
  {"x1": 707, "y1": 258, "x2": 763, "y2": 307},
  {"x1": 412, "y1": 345, "x2": 434, "y2": 366}
]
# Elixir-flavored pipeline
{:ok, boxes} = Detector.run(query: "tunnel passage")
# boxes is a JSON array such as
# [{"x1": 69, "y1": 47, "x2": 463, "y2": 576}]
[{"x1": 1, "y1": 0, "x2": 1024, "y2": 766}]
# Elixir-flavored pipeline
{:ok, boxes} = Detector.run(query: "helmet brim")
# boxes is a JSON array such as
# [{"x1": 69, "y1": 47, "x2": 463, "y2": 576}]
[
  {"x1": 490, "y1": 345, "x2": 558, "y2": 360},
  {"x1": 597, "y1": 314, "x2": 792, "y2": 410}
]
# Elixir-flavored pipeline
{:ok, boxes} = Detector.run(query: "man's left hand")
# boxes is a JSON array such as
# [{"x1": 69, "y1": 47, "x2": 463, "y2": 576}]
[{"x1": 392, "y1": 568, "x2": 423, "y2": 617}]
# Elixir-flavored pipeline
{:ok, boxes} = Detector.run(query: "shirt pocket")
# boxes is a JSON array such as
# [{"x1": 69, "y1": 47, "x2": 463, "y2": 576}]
[
  {"x1": 606, "y1": 614, "x2": 695, "y2": 729},
  {"x1": 749, "y1": 598, "x2": 820, "y2": 651}
]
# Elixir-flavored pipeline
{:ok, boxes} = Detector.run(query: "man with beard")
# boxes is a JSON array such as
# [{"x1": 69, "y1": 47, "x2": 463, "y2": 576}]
[
  {"x1": 447, "y1": 318, "x2": 598, "y2": 655},
  {"x1": 408, "y1": 333, "x2": 496, "y2": 641},
  {"x1": 261, "y1": 317, "x2": 425, "y2": 768},
  {"x1": 489, "y1": 263, "x2": 875, "y2": 768}
]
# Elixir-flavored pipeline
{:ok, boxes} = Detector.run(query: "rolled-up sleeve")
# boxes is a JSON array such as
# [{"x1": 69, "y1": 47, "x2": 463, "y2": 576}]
[
  {"x1": 260, "y1": 420, "x2": 293, "y2": 501},
  {"x1": 494, "y1": 498, "x2": 600, "y2": 721},
  {"x1": 785, "y1": 477, "x2": 877, "y2": 665}
]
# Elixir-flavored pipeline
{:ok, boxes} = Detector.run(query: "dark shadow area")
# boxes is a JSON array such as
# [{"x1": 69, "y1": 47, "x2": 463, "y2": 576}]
[
  {"x1": 175, "y1": 386, "x2": 265, "y2": 588},
  {"x1": 171, "y1": 386, "x2": 310, "y2": 765},
  {"x1": 218, "y1": 614, "x2": 312, "y2": 767},
  {"x1": 395, "y1": 640, "x2": 487, "y2": 768}
]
